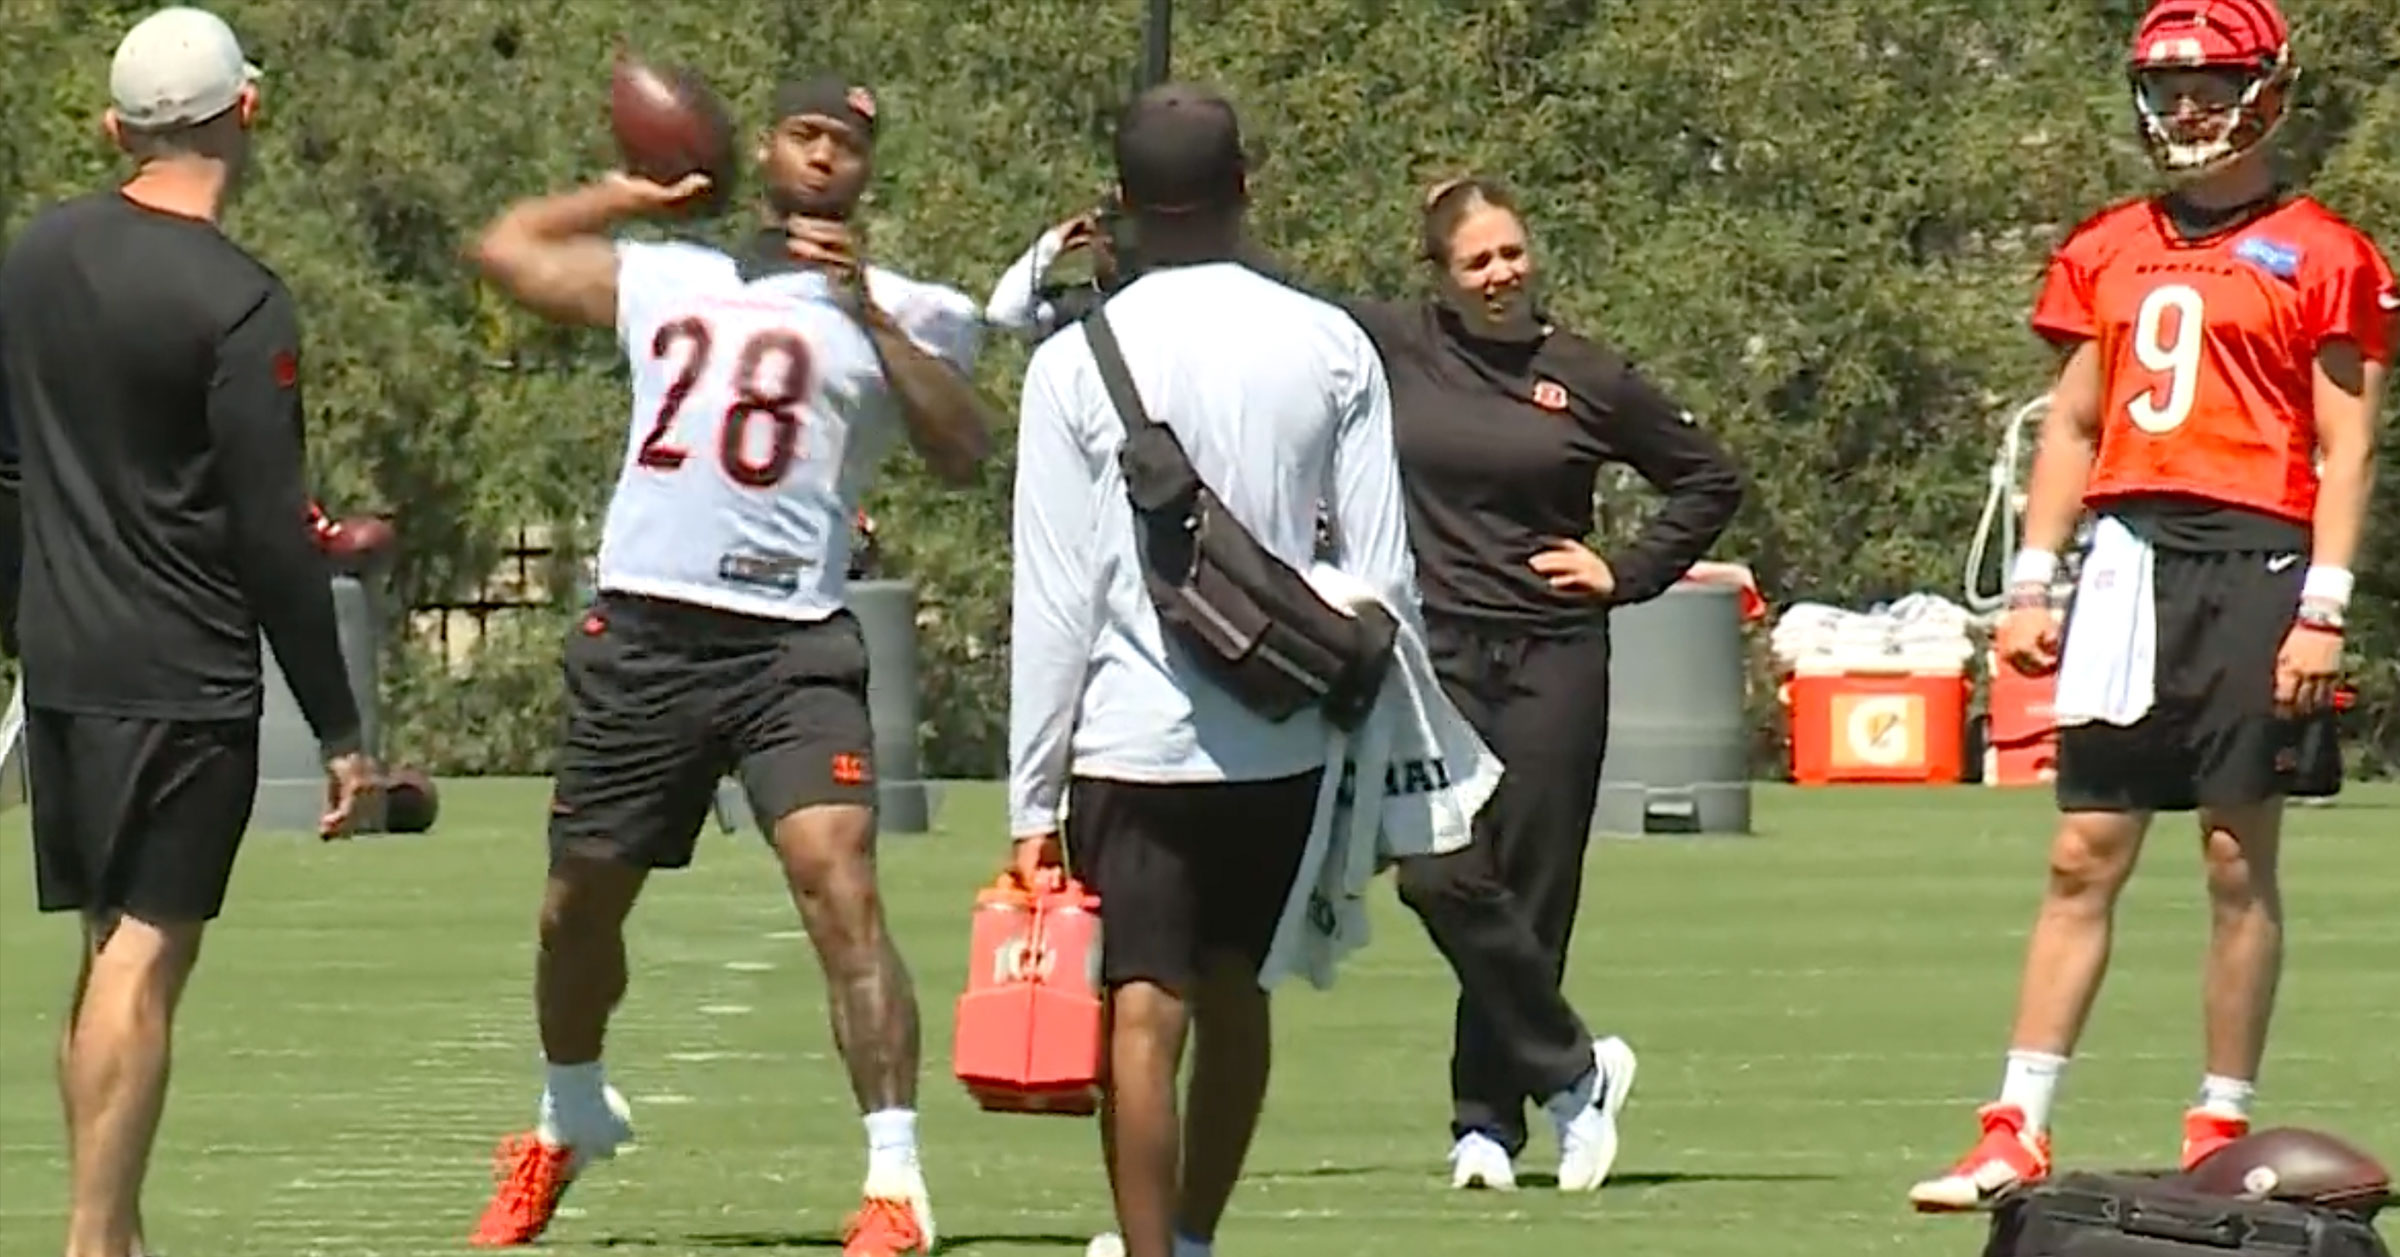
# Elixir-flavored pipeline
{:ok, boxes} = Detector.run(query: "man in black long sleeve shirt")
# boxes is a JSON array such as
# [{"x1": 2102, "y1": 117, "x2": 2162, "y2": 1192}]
[{"x1": 0, "y1": 10, "x2": 373, "y2": 1257}]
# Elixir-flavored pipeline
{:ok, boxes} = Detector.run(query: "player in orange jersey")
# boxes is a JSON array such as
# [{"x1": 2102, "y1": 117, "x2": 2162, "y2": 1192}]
[{"x1": 1910, "y1": 0, "x2": 2392, "y2": 1213}]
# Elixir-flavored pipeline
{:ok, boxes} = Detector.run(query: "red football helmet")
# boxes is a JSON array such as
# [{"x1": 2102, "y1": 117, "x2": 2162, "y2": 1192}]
[{"x1": 2126, "y1": 0, "x2": 2295, "y2": 181}]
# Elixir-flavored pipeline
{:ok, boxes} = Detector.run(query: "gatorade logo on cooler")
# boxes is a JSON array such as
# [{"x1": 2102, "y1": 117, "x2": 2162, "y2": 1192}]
[{"x1": 1840, "y1": 694, "x2": 1922, "y2": 768}]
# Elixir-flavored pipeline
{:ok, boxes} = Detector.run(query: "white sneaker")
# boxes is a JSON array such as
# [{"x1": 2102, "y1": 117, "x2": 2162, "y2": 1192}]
[
  {"x1": 1449, "y1": 1132, "x2": 1518, "y2": 1190},
  {"x1": 1552, "y1": 1037, "x2": 1638, "y2": 1192}
]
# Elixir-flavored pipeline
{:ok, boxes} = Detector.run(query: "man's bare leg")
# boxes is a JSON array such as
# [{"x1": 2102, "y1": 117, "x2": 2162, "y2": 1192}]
[
  {"x1": 536, "y1": 857, "x2": 647, "y2": 1069},
  {"x1": 769, "y1": 802, "x2": 930, "y2": 1247},
  {"x1": 469, "y1": 852, "x2": 648, "y2": 1247},
  {"x1": 60, "y1": 930, "x2": 147, "y2": 1256},
  {"x1": 1173, "y1": 952, "x2": 1274, "y2": 1249},
  {"x1": 1102, "y1": 980, "x2": 1191, "y2": 1257},
  {"x1": 2190, "y1": 802, "x2": 2284, "y2": 1126},
  {"x1": 772, "y1": 802, "x2": 918, "y2": 1112},
  {"x1": 1998, "y1": 809, "x2": 2152, "y2": 1123},
  {"x1": 58, "y1": 931, "x2": 95, "y2": 1212},
  {"x1": 533, "y1": 855, "x2": 648, "y2": 1143},
  {"x1": 62, "y1": 912, "x2": 204, "y2": 1257},
  {"x1": 1910, "y1": 809, "x2": 2150, "y2": 1211}
]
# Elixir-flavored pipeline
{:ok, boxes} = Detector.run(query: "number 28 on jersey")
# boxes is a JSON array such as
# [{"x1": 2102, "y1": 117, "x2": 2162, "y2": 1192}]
[{"x1": 639, "y1": 315, "x2": 815, "y2": 488}]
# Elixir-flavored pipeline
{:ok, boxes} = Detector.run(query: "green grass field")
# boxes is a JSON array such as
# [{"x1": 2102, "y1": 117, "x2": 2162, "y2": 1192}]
[{"x1": 2, "y1": 781, "x2": 2394, "y2": 1256}]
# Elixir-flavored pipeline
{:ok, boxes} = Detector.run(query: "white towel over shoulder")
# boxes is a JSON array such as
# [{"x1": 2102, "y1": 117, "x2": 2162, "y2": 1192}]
[
  {"x1": 2053, "y1": 516, "x2": 2159, "y2": 727},
  {"x1": 1257, "y1": 566, "x2": 1502, "y2": 992}
]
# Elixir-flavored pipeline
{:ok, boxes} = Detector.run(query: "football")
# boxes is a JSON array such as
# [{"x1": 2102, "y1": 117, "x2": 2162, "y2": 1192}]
[
  {"x1": 2178, "y1": 1127, "x2": 2392, "y2": 1215},
  {"x1": 609, "y1": 50, "x2": 734, "y2": 211},
  {"x1": 380, "y1": 767, "x2": 440, "y2": 835}
]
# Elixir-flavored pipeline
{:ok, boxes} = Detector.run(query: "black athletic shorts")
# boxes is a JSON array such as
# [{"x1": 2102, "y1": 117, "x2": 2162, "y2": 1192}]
[
  {"x1": 547, "y1": 593, "x2": 877, "y2": 870},
  {"x1": 27, "y1": 708, "x2": 261, "y2": 921},
  {"x1": 1063, "y1": 771, "x2": 1321, "y2": 992},
  {"x1": 2054, "y1": 546, "x2": 2340, "y2": 814}
]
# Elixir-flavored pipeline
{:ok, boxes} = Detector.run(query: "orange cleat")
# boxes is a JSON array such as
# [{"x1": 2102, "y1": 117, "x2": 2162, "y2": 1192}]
[
  {"x1": 469, "y1": 1134, "x2": 576, "y2": 1247},
  {"x1": 2181, "y1": 1109, "x2": 2250, "y2": 1170},
  {"x1": 842, "y1": 1196, "x2": 931, "y2": 1256},
  {"x1": 1908, "y1": 1102, "x2": 2054, "y2": 1213}
]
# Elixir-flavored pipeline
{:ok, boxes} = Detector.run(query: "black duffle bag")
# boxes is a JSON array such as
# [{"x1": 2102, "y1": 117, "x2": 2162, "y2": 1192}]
[{"x1": 1984, "y1": 1171, "x2": 2390, "y2": 1257}]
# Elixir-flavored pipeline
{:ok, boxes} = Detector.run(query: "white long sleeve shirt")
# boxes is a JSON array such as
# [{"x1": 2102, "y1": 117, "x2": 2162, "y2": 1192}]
[
  {"x1": 1006, "y1": 262, "x2": 1418, "y2": 838},
  {"x1": 983, "y1": 224, "x2": 1068, "y2": 339}
]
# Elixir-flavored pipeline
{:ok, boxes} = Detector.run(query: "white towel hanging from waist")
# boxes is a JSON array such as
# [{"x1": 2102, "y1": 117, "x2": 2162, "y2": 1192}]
[
  {"x1": 2052, "y1": 515, "x2": 2158, "y2": 727},
  {"x1": 1256, "y1": 566, "x2": 1497, "y2": 992}
]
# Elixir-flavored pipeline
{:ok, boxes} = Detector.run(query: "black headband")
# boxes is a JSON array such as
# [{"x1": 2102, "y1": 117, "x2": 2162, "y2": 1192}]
[{"x1": 771, "y1": 75, "x2": 879, "y2": 144}]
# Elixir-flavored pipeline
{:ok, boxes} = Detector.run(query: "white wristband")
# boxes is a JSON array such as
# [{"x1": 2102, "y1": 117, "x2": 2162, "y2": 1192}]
[
  {"x1": 2007, "y1": 549, "x2": 2059, "y2": 587},
  {"x1": 2301, "y1": 565, "x2": 2353, "y2": 608}
]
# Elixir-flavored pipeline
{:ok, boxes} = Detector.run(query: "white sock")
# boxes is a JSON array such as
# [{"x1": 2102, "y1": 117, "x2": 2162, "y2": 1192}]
[
  {"x1": 2196, "y1": 1075, "x2": 2255, "y2": 1121},
  {"x1": 539, "y1": 1060, "x2": 612, "y2": 1147},
  {"x1": 1172, "y1": 1234, "x2": 1212, "y2": 1257},
  {"x1": 864, "y1": 1107, "x2": 920, "y2": 1183},
  {"x1": 1998, "y1": 1050, "x2": 2069, "y2": 1133}
]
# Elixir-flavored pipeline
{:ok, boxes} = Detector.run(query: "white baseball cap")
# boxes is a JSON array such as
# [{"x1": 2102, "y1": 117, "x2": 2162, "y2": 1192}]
[{"x1": 109, "y1": 7, "x2": 259, "y2": 131}]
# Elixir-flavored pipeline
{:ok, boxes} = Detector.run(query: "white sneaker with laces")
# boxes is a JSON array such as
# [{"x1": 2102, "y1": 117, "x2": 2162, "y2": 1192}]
[
  {"x1": 1449, "y1": 1131, "x2": 1518, "y2": 1190},
  {"x1": 1551, "y1": 1037, "x2": 1638, "y2": 1192}
]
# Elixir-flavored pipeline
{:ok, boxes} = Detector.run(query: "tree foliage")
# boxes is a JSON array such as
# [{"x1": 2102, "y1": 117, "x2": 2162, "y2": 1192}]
[{"x1": 3, "y1": 0, "x2": 2394, "y2": 775}]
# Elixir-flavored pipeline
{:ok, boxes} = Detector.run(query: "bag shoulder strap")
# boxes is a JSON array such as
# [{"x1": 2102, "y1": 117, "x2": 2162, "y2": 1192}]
[{"x1": 1082, "y1": 304, "x2": 1160, "y2": 439}]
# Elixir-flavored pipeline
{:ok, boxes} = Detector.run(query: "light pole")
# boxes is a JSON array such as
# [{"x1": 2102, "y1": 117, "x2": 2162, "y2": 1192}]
[{"x1": 1141, "y1": 0, "x2": 1171, "y2": 89}]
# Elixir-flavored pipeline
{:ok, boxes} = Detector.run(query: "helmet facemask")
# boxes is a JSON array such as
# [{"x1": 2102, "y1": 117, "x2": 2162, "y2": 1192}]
[{"x1": 2132, "y1": 60, "x2": 2292, "y2": 182}]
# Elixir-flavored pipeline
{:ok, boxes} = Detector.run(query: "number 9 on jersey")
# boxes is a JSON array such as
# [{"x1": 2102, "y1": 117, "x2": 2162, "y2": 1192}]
[{"x1": 2128, "y1": 283, "x2": 2204, "y2": 434}]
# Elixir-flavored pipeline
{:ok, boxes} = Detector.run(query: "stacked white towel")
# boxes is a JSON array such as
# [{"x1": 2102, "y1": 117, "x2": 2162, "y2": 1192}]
[{"x1": 1770, "y1": 592, "x2": 1978, "y2": 670}]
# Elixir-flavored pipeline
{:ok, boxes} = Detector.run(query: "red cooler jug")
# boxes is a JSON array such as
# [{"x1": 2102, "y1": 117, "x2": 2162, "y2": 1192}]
[{"x1": 952, "y1": 877, "x2": 1103, "y2": 1115}]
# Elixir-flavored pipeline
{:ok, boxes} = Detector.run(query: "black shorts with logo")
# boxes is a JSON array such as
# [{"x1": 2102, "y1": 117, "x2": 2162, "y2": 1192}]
[
  {"x1": 1063, "y1": 771, "x2": 1321, "y2": 993},
  {"x1": 2054, "y1": 544, "x2": 2340, "y2": 814},
  {"x1": 547, "y1": 592, "x2": 877, "y2": 869},
  {"x1": 28, "y1": 709, "x2": 261, "y2": 922}
]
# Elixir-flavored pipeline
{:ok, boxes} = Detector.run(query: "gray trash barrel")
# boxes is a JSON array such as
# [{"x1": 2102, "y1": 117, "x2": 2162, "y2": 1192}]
[
  {"x1": 853, "y1": 578, "x2": 932, "y2": 833},
  {"x1": 710, "y1": 577, "x2": 934, "y2": 835},
  {"x1": 257, "y1": 575, "x2": 385, "y2": 834},
  {"x1": 1592, "y1": 582, "x2": 1754, "y2": 837}
]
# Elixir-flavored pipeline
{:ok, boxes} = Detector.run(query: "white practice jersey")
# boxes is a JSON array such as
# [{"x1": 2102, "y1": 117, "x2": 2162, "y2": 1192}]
[{"x1": 594, "y1": 240, "x2": 981, "y2": 622}]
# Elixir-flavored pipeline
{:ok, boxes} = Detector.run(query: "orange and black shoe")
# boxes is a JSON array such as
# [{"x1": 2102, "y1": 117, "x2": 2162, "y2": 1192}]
[
  {"x1": 2181, "y1": 1109, "x2": 2250, "y2": 1170},
  {"x1": 469, "y1": 1083, "x2": 633, "y2": 1246},
  {"x1": 1908, "y1": 1102, "x2": 2054, "y2": 1213},
  {"x1": 842, "y1": 1196, "x2": 932, "y2": 1256},
  {"x1": 469, "y1": 1134, "x2": 577, "y2": 1247}
]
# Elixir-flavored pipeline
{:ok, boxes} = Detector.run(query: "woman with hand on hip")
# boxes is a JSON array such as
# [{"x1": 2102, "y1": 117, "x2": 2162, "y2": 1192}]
[{"x1": 1348, "y1": 177, "x2": 1744, "y2": 1190}]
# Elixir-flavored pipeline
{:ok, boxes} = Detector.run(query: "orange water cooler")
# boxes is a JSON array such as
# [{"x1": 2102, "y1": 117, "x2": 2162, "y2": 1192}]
[
  {"x1": 1784, "y1": 658, "x2": 1970, "y2": 785},
  {"x1": 1984, "y1": 650, "x2": 2060, "y2": 787},
  {"x1": 952, "y1": 879, "x2": 1103, "y2": 1116}
]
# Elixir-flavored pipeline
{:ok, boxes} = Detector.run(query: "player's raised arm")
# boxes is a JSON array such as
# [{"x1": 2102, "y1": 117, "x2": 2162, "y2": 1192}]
[
  {"x1": 861, "y1": 316, "x2": 996, "y2": 486},
  {"x1": 782, "y1": 217, "x2": 997, "y2": 487},
  {"x1": 467, "y1": 173, "x2": 711, "y2": 328}
]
